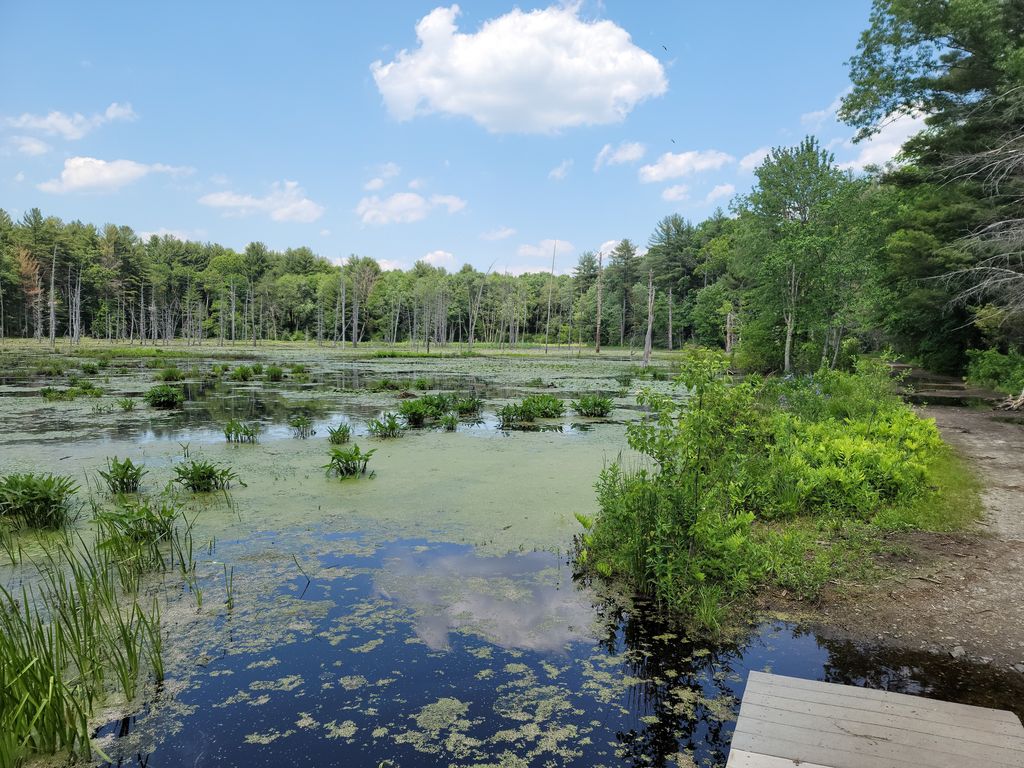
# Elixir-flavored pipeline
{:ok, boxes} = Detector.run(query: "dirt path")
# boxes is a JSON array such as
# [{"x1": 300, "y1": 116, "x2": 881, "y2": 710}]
[{"x1": 817, "y1": 406, "x2": 1024, "y2": 672}]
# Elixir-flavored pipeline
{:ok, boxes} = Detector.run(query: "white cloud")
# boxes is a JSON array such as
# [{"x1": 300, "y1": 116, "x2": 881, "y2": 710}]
[
  {"x1": 9, "y1": 136, "x2": 51, "y2": 156},
  {"x1": 364, "y1": 161, "x2": 401, "y2": 190},
  {"x1": 14, "y1": 172, "x2": 25, "y2": 183},
  {"x1": 638, "y1": 150, "x2": 733, "y2": 183},
  {"x1": 705, "y1": 183, "x2": 735, "y2": 203},
  {"x1": 355, "y1": 191, "x2": 465, "y2": 225},
  {"x1": 38, "y1": 156, "x2": 192, "y2": 193},
  {"x1": 661, "y1": 184, "x2": 688, "y2": 202},
  {"x1": 199, "y1": 180, "x2": 325, "y2": 222},
  {"x1": 139, "y1": 228, "x2": 191, "y2": 241},
  {"x1": 422, "y1": 249, "x2": 455, "y2": 267},
  {"x1": 6, "y1": 102, "x2": 137, "y2": 140},
  {"x1": 320, "y1": 228, "x2": 331, "y2": 236},
  {"x1": 517, "y1": 238, "x2": 574, "y2": 260},
  {"x1": 739, "y1": 146, "x2": 770, "y2": 172},
  {"x1": 371, "y1": 5, "x2": 666, "y2": 134},
  {"x1": 377, "y1": 258, "x2": 405, "y2": 271},
  {"x1": 800, "y1": 89, "x2": 851, "y2": 128},
  {"x1": 597, "y1": 239, "x2": 620, "y2": 256},
  {"x1": 839, "y1": 110, "x2": 926, "y2": 171},
  {"x1": 594, "y1": 141, "x2": 645, "y2": 170},
  {"x1": 481, "y1": 226, "x2": 516, "y2": 241},
  {"x1": 548, "y1": 159, "x2": 573, "y2": 181},
  {"x1": 408, "y1": 178, "x2": 424, "y2": 190}
]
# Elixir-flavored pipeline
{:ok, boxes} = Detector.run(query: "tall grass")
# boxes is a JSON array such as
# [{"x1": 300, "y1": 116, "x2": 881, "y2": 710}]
[
  {"x1": 0, "y1": 473, "x2": 78, "y2": 529},
  {"x1": 98, "y1": 457, "x2": 146, "y2": 494}
]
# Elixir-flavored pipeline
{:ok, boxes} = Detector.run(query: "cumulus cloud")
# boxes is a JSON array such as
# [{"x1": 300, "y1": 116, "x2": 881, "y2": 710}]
[
  {"x1": 739, "y1": 146, "x2": 770, "y2": 172},
  {"x1": 481, "y1": 226, "x2": 516, "y2": 241},
  {"x1": 199, "y1": 180, "x2": 325, "y2": 222},
  {"x1": 548, "y1": 159, "x2": 573, "y2": 181},
  {"x1": 377, "y1": 258, "x2": 405, "y2": 271},
  {"x1": 9, "y1": 136, "x2": 51, "y2": 156},
  {"x1": 371, "y1": 5, "x2": 666, "y2": 134},
  {"x1": 364, "y1": 161, "x2": 401, "y2": 190},
  {"x1": 638, "y1": 150, "x2": 733, "y2": 183},
  {"x1": 138, "y1": 227, "x2": 200, "y2": 241},
  {"x1": 6, "y1": 102, "x2": 137, "y2": 140},
  {"x1": 839, "y1": 110, "x2": 926, "y2": 171},
  {"x1": 594, "y1": 141, "x2": 645, "y2": 170},
  {"x1": 705, "y1": 183, "x2": 735, "y2": 203},
  {"x1": 422, "y1": 249, "x2": 455, "y2": 267},
  {"x1": 800, "y1": 89, "x2": 851, "y2": 128},
  {"x1": 517, "y1": 238, "x2": 574, "y2": 260},
  {"x1": 14, "y1": 171, "x2": 25, "y2": 183},
  {"x1": 661, "y1": 184, "x2": 688, "y2": 202},
  {"x1": 355, "y1": 191, "x2": 466, "y2": 225},
  {"x1": 38, "y1": 156, "x2": 192, "y2": 193}
]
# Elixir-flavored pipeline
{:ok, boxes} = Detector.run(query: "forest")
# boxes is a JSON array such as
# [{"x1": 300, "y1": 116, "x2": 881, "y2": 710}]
[{"x1": 2, "y1": 3, "x2": 1023, "y2": 385}]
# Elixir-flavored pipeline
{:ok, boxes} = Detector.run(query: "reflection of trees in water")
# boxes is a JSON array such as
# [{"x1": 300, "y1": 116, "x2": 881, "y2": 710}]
[
  {"x1": 815, "y1": 634, "x2": 1024, "y2": 720},
  {"x1": 592, "y1": 597, "x2": 751, "y2": 768}
]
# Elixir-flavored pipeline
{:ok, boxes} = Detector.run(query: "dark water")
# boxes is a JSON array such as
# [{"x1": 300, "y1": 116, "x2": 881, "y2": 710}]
[{"x1": 94, "y1": 537, "x2": 1024, "y2": 768}]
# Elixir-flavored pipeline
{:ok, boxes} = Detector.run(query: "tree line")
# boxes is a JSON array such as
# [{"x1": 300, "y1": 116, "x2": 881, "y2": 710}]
[{"x1": 2, "y1": 1, "x2": 1020, "y2": 374}]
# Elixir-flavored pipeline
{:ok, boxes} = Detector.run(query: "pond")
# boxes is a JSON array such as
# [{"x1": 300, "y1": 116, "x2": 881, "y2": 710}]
[{"x1": 1, "y1": 348, "x2": 1020, "y2": 767}]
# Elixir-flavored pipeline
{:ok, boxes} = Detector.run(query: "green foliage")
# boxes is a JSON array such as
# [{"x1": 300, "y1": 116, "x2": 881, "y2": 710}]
[
  {"x1": 80, "y1": 362, "x2": 99, "y2": 375},
  {"x1": 571, "y1": 394, "x2": 614, "y2": 417},
  {"x1": 229, "y1": 364, "x2": 253, "y2": 382},
  {"x1": 496, "y1": 402, "x2": 536, "y2": 429},
  {"x1": 0, "y1": 473, "x2": 78, "y2": 529},
  {"x1": 250, "y1": 363, "x2": 264, "y2": 375},
  {"x1": 452, "y1": 395, "x2": 483, "y2": 416},
  {"x1": 323, "y1": 444, "x2": 376, "y2": 478},
  {"x1": 98, "y1": 456, "x2": 146, "y2": 494},
  {"x1": 224, "y1": 419, "x2": 260, "y2": 443},
  {"x1": 144, "y1": 384, "x2": 184, "y2": 409},
  {"x1": 439, "y1": 412, "x2": 458, "y2": 432},
  {"x1": 965, "y1": 348, "x2": 1024, "y2": 394},
  {"x1": 576, "y1": 349, "x2": 957, "y2": 631},
  {"x1": 368, "y1": 412, "x2": 403, "y2": 438},
  {"x1": 157, "y1": 366, "x2": 184, "y2": 382},
  {"x1": 117, "y1": 396, "x2": 137, "y2": 411},
  {"x1": 413, "y1": 376, "x2": 429, "y2": 390},
  {"x1": 266, "y1": 364, "x2": 284, "y2": 381},
  {"x1": 326, "y1": 423, "x2": 351, "y2": 444},
  {"x1": 173, "y1": 460, "x2": 241, "y2": 492},
  {"x1": 399, "y1": 398, "x2": 432, "y2": 427},
  {"x1": 522, "y1": 394, "x2": 565, "y2": 417}
]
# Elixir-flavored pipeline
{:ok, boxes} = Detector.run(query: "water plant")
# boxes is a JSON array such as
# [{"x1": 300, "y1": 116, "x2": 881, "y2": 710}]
[
  {"x1": 266, "y1": 364, "x2": 284, "y2": 382},
  {"x1": 439, "y1": 412, "x2": 458, "y2": 432},
  {"x1": 144, "y1": 384, "x2": 184, "y2": 409},
  {"x1": 572, "y1": 394, "x2": 614, "y2": 417},
  {"x1": 229, "y1": 364, "x2": 253, "y2": 382},
  {"x1": 250, "y1": 362, "x2": 264, "y2": 375},
  {"x1": 399, "y1": 398, "x2": 432, "y2": 427},
  {"x1": 326, "y1": 423, "x2": 351, "y2": 444},
  {"x1": 91, "y1": 401, "x2": 115, "y2": 415},
  {"x1": 98, "y1": 456, "x2": 146, "y2": 494},
  {"x1": 224, "y1": 418, "x2": 261, "y2": 443},
  {"x1": 95, "y1": 496, "x2": 181, "y2": 575},
  {"x1": 413, "y1": 376, "x2": 429, "y2": 390},
  {"x1": 173, "y1": 459, "x2": 241, "y2": 492},
  {"x1": 452, "y1": 395, "x2": 483, "y2": 416},
  {"x1": 118, "y1": 396, "x2": 137, "y2": 411},
  {"x1": 497, "y1": 402, "x2": 535, "y2": 429},
  {"x1": 521, "y1": 393, "x2": 565, "y2": 418},
  {"x1": 157, "y1": 366, "x2": 184, "y2": 382},
  {"x1": 0, "y1": 473, "x2": 79, "y2": 529},
  {"x1": 81, "y1": 362, "x2": 99, "y2": 375},
  {"x1": 368, "y1": 412, "x2": 403, "y2": 438},
  {"x1": 324, "y1": 444, "x2": 376, "y2": 478},
  {"x1": 289, "y1": 414, "x2": 315, "y2": 438}
]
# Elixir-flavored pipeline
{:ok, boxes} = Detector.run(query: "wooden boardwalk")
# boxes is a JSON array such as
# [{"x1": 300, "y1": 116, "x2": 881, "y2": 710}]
[{"x1": 727, "y1": 671, "x2": 1024, "y2": 768}]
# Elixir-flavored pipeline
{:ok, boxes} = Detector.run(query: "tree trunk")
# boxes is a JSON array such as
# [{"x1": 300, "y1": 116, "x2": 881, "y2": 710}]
[
  {"x1": 595, "y1": 253, "x2": 603, "y2": 353},
  {"x1": 667, "y1": 287, "x2": 673, "y2": 351},
  {"x1": 642, "y1": 271, "x2": 655, "y2": 367},
  {"x1": 48, "y1": 245, "x2": 57, "y2": 349}
]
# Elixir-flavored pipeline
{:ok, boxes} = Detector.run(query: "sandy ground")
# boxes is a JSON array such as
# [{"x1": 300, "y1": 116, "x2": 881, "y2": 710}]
[{"x1": 816, "y1": 406, "x2": 1024, "y2": 672}]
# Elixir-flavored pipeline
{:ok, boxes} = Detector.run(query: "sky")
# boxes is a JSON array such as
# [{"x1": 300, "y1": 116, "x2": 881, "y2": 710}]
[{"x1": 0, "y1": 1, "x2": 920, "y2": 275}]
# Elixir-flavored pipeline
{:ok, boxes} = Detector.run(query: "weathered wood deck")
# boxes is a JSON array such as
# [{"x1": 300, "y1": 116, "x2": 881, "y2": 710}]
[{"x1": 726, "y1": 671, "x2": 1024, "y2": 768}]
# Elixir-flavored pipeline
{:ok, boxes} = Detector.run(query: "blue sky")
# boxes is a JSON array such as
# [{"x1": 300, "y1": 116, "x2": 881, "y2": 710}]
[{"x1": 0, "y1": 1, "x2": 917, "y2": 274}]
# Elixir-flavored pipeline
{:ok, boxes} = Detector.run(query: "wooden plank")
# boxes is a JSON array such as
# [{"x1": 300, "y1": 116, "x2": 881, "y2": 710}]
[
  {"x1": 747, "y1": 671, "x2": 1022, "y2": 725},
  {"x1": 733, "y1": 716, "x2": 1024, "y2": 768},
  {"x1": 725, "y1": 748, "x2": 834, "y2": 768},
  {"x1": 736, "y1": 703, "x2": 1024, "y2": 764},
  {"x1": 740, "y1": 687, "x2": 1024, "y2": 739}
]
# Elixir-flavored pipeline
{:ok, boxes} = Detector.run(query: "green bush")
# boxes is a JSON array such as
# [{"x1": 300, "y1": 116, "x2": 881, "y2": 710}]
[
  {"x1": 117, "y1": 397, "x2": 137, "y2": 412},
  {"x1": 439, "y1": 413, "x2": 458, "y2": 432},
  {"x1": 144, "y1": 384, "x2": 184, "y2": 409},
  {"x1": 571, "y1": 394, "x2": 613, "y2": 417},
  {"x1": 368, "y1": 412, "x2": 403, "y2": 438},
  {"x1": 173, "y1": 460, "x2": 240, "y2": 492},
  {"x1": 399, "y1": 398, "x2": 432, "y2": 427},
  {"x1": 966, "y1": 348, "x2": 1024, "y2": 394},
  {"x1": 98, "y1": 457, "x2": 146, "y2": 494},
  {"x1": 0, "y1": 473, "x2": 79, "y2": 529},
  {"x1": 266, "y1": 365, "x2": 284, "y2": 382},
  {"x1": 157, "y1": 366, "x2": 184, "y2": 382},
  {"x1": 522, "y1": 394, "x2": 565, "y2": 418},
  {"x1": 324, "y1": 445, "x2": 375, "y2": 478},
  {"x1": 229, "y1": 365, "x2": 253, "y2": 382}
]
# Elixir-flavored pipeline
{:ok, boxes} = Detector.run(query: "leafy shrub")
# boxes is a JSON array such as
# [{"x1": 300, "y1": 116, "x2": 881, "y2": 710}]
[
  {"x1": 966, "y1": 348, "x2": 1024, "y2": 394},
  {"x1": 368, "y1": 412, "x2": 403, "y2": 438},
  {"x1": 266, "y1": 365, "x2": 284, "y2": 382},
  {"x1": 157, "y1": 366, "x2": 184, "y2": 382},
  {"x1": 289, "y1": 414, "x2": 314, "y2": 438},
  {"x1": 229, "y1": 365, "x2": 253, "y2": 382},
  {"x1": 571, "y1": 394, "x2": 613, "y2": 417},
  {"x1": 224, "y1": 419, "x2": 260, "y2": 443},
  {"x1": 98, "y1": 456, "x2": 146, "y2": 494},
  {"x1": 324, "y1": 445, "x2": 375, "y2": 478},
  {"x1": 0, "y1": 473, "x2": 79, "y2": 529},
  {"x1": 327, "y1": 423, "x2": 351, "y2": 444},
  {"x1": 144, "y1": 384, "x2": 184, "y2": 409},
  {"x1": 399, "y1": 398, "x2": 432, "y2": 427},
  {"x1": 173, "y1": 460, "x2": 241, "y2": 492}
]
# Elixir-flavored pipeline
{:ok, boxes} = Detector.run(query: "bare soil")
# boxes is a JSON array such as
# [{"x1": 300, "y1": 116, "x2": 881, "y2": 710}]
[{"x1": 814, "y1": 406, "x2": 1024, "y2": 672}]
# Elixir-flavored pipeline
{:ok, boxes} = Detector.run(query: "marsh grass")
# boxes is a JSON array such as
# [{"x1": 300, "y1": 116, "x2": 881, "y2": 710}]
[
  {"x1": 157, "y1": 366, "x2": 184, "y2": 382},
  {"x1": 144, "y1": 384, "x2": 184, "y2": 409},
  {"x1": 324, "y1": 445, "x2": 376, "y2": 478},
  {"x1": 368, "y1": 412, "x2": 403, "y2": 438},
  {"x1": 326, "y1": 423, "x2": 351, "y2": 444},
  {"x1": 98, "y1": 457, "x2": 146, "y2": 494},
  {"x1": 229, "y1": 365, "x2": 253, "y2": 382},
  {"x1": 173, "y1": 460, "x2": 241, "y2": 492},
  {"x1": 266, "y1": 365, "x2": 284, "y2": 382},
  {"x1": 0, "y1": 473, "x2": 78, "y2": 529},
  {"x1": 439, "y1": 413, "x2": 458, "y2": 432},
  {"x1": 497, "y1": 394, "x2": 565, "y2": 428},
  {"x1": 288, "y1": 414, "x2": 315, "y2": 438},
  {"x1": 224, "y1": 419, "x2": 261, "y2": 444},
  {"x1": 117, "y1": 397, "x2": 137, "y2": 412},
  {"x1": 571, "y1": 394, "x2": 614, "y2": 417}
]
